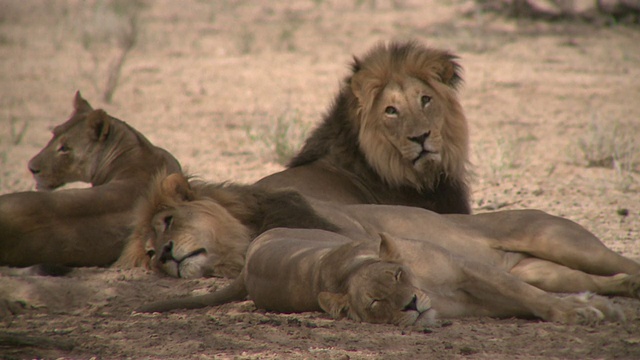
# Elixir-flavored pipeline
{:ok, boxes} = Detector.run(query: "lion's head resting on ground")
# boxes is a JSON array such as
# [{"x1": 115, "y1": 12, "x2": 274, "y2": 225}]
[
  {"x1": 117, "y1": 171, "x2": 339, "y2": 277},
  {"x1": 136, "y1": 227, "x2": 436, "y2": 327},
  {"x1": 120, "y1": 172, "x2": 252, "y2": 278},
  {"x1": 318, "y1": 233, "x2": 435, "y2": 327},
  {"x1": 350, "y1": 41, "x2": 469, "y2": 190}
]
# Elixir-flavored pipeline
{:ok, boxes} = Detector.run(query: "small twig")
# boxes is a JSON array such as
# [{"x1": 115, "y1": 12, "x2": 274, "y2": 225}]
[{"x1": 103, "y1": 15, "x2": 138, "y2": 103}]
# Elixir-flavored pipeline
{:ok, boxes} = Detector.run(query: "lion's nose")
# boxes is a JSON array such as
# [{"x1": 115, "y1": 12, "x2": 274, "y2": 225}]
[
  {"x1": 159, "y1": 241, "x2": 175, "y2": 264},
  {"x1": 408, "y1": 131, "x2": 430, "y2": 145},
  {"x1": 402, "y1": 294, "x2": 419, "y2": 312}
]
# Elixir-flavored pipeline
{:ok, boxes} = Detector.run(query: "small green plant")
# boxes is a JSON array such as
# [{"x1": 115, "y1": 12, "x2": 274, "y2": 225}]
[
  {"x1": 476, "y1": 131, "x2": 534, "y2": 186},
  {"x1": 237, "y1": 29, "x2": 256, "y2": 54},
  {"x1": 576, "y1": 115, "x2": 638, "y2": 192},
  {"x1": 10, "y1": 116, "x2": 28, "y2": 145},
  {"x1": 246, "y1": 110, "x2": 311, "y2": 165},
  {"x1": 278, "y1": 10, "x2": 303, "y2": 52}
]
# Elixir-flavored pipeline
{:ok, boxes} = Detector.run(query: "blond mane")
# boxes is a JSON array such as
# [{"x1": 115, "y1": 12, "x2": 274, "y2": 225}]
[{"x1": 351, "y1": 41, "x2": 469, "y2": 190}]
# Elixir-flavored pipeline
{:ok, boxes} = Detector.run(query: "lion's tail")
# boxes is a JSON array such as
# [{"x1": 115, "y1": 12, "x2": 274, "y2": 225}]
[{"x1": 135, "y1": 277, "x2": 247, "y2": 313}]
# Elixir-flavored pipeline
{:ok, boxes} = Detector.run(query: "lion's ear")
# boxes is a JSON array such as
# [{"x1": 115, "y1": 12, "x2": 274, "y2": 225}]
[
  {"x1": 435, "y1": 54, "x2": 462, "y2": 90},
  {"x1": 161, "y1": 173, "x2": 194, "y2": 202},
  {"x1": 318, "y1": 292, "x2": 349, "y2": 319},
  {"x1": 86, "y1": 109, "x2": 111, "y2": 142},
  {"x1": 378, "y1": 232, "x2": 402, "y2": 262},
  {"x1": 74, "y1": 91, "x2": 94, "y2": 113}
]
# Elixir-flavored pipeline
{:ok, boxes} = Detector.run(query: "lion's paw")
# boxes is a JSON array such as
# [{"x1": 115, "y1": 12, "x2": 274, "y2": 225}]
[
  {"x1": 559, "y1": 293, "x2": 624, "y2": 325},
  {"x1": 625, "y1": 274, "x2": 640, "y2": 299},
  {"x1": 564, "y1": 306, "x2": 605, "y2": 326}
]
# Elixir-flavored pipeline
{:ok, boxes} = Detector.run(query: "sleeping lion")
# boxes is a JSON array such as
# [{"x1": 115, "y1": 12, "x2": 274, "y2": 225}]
[
  {"x1": 125, "y1": 171, "x2": 640, "y2": 316},
  {"x1": 139, "y1": 228, "x2": 626, "y2": 326}
]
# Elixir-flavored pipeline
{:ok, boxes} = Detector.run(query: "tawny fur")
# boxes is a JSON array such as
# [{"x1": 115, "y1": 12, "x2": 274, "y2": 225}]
[
  {"x1": 257, "y1": 41, "x2": 471, "y2": 214},
  {"x1": 0, "y1": 92, "x2": 181, "y2": 267}
]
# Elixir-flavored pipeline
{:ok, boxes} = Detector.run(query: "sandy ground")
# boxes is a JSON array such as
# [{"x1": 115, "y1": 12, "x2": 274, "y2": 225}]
[{"x1": 1, "y1": 0, "x2": 640, "y2": 359}]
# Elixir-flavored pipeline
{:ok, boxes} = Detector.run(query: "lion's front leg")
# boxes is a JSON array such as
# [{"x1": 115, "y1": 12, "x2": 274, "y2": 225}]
[
  {"x1": 510, "y1": 258, "x2": 640, "y2": 298},
  {"x1": 453, "y1": 259, "x2": 623, "y2": 324}
]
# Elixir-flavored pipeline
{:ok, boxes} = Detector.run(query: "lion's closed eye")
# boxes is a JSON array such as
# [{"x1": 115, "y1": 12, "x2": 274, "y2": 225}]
[
  {"x1": 163, "y1": 215, "x2": 173, "y2": 231},
  {"x1": 57, "y1": 144, "x2": 70, "y2": 153},
  {"x1": 394, "y1": 269, "x2": 403, "y2": 281}
]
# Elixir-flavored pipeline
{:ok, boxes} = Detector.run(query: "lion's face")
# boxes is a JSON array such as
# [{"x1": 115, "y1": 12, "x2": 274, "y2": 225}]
[
  {"x1": 28, "y1": 92, "x2": 106, "y2": 190},
  {"x1": 372, "y1": 76, "x2": 444, "y2": 165},
  {"x1": 144, "y1": 176, "x2": 250, "y2": 279},
  {"x1": 318, "y1": 234, "x2": 435, "y2": 327},
  {"x1": 349, "y1": 42, "x2": 469, "y2": 191},
  {"x1": 320, "y1": 261, "x2": 435, "y2": 327}
]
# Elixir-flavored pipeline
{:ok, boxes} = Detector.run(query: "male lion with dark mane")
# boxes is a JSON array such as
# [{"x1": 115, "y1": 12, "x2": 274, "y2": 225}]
[
  {"x1": 0, "y1": 92, "x2": 181, "y2": 267},
  {"x1": 256, "y1": 41, "x2": 471, "y2": 214}
]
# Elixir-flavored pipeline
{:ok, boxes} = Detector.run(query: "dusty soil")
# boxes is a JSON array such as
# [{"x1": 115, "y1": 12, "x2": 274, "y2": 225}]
[{"x1": 1, "y1": 1, "x2": 640, "y2": 359}]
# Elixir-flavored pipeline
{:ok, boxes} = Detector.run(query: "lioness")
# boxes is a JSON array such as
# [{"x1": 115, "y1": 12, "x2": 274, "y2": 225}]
[
  {"x1": 256, "y1": 41, "x2": 471, "y2": 214},
  {"x1": 0, "y1": 92, "x2": 181, "y2": 267},
  {"x1": 128, "y1": 172, "x2": 640, "y2": 309},
  {"x1": 139, "y1": 228, "x2": 624, "y2": 326}
]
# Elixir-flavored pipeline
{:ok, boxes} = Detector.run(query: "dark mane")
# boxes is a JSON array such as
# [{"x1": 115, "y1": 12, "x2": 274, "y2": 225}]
[
  {"x1": 191, "y1": 181, "x2": 340, "y2": 239},
  {"x1": 287, "y1": 88, "x2": 362, "y2": 169},
  {"x1": 284, "y1": 40, "x2": 471, "y2": 215}
]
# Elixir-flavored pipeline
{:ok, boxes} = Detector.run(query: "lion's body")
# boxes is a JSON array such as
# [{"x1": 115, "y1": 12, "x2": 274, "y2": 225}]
[
  {"x1": 128, "y1": 172, "x2": 640, "y2": 316},
  {"x1": 256, "y1": 41, "x2": 471, "y2": 214},
  {"x1": 139, "y1": 228, "x2": 627, "y2": 326},
  {"x1": 139, "y1": 229, "x2": 435, "y2": 326},
  {"x1": 0, "y1": 92, "x2": 181, "y2": 267}
]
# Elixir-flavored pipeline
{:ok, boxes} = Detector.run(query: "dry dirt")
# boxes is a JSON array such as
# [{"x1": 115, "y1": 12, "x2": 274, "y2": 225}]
[{"x1": 1, "y1": 1, "x2": 640, "y2": 359}]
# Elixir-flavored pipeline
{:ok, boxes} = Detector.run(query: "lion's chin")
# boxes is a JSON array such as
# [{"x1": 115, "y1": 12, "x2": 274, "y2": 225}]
[
  {"x1": 413, "y1": 308, "x2": 438, "y2": 327},
  {"x1": 412, "y1": 152, "x2": 441, "y2": 170},
  {"x1": 159, "y1": 253, "x2": 208, "y2": 279},
  {"x1": 177, "y1": 255, "x2": 209, "y2": 279},
  {"x1": 34, "y1": 180, "x2": 60, "y2": 191}
]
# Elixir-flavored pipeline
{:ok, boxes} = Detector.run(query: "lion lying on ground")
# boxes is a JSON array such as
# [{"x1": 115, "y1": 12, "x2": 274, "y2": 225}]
[
  {"x1": 126, "y1": 171, "x2": 640, "y2": 312},
  {"x1": 139, "y1": 228, "x2": 625, "y2": 326},
  {"x1": 0, "y1": 92, "x2": 181, "y2": 267},
  {"x1": 116, "y1": 171, "x2": 340, "y2": 276},
  {"x1": 256, "y1": 40, "x2": 472, "y2": 214}
]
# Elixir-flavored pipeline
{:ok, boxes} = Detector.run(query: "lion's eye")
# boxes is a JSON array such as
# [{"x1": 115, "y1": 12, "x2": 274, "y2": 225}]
[
  {"x1": 421, "y1": 95, "x2": 431, "y2": 108},
  {"x1": 163, "y1": 215, "x2": 173, "y2": 231},
  {"x1": 394, "y1": 269, "x2": 403, "y2": 281},
  {"x1": 146, "y1": 249, "x2": 156, "y2": 259},
  {"x1": 369, "y1": 300, "x2": 379, "y2": 309},
  {"x1": 384, "y1": 106, "x2": 398, "y2": 116},
  {"x1": 58, "y1": 144, "x2": 70, "y2": 153}
]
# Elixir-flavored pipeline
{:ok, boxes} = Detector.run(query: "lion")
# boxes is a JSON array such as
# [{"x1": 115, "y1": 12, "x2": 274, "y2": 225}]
[
  {"x1": 0, "y1": 91, "x2": 181, "y2": 267},
  {"x1": 138, "y1": 228, "x2": 625, "y2": 326},
  {"x1": 115, "y1": 171, "x2": 340, "y2": 275},
  {"x1": 255, "y1": 40, "x2": 471, "y2": 214},
  {"x1": 127, "y1": 171, "x2": 640, "y2": 313}
]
